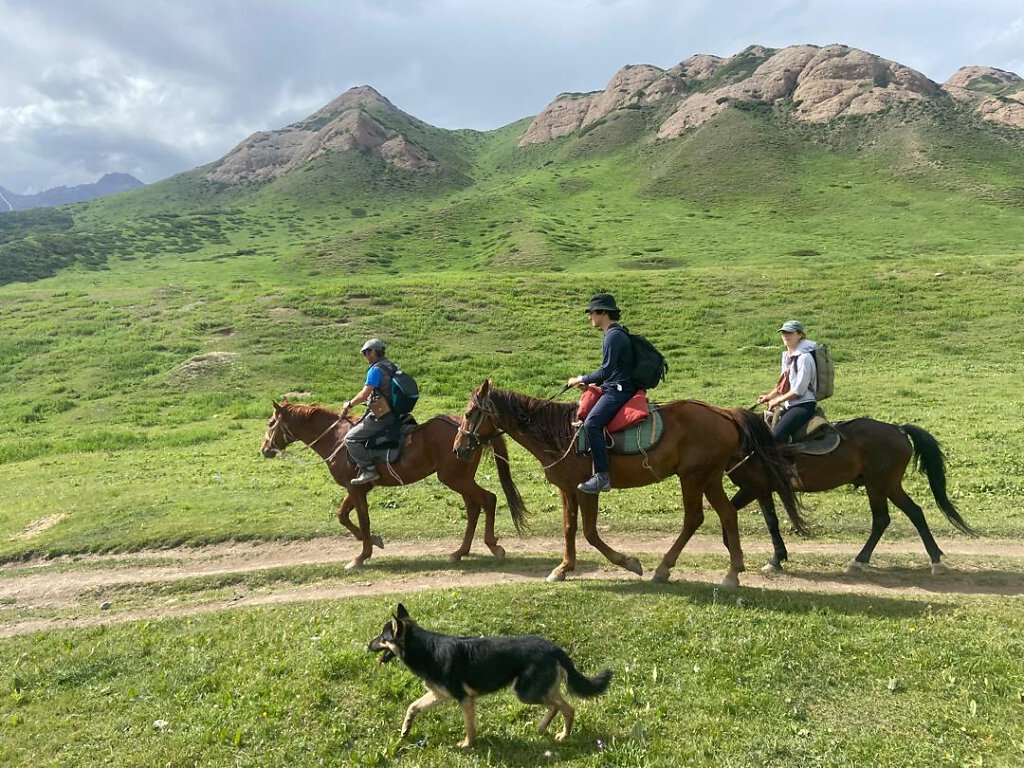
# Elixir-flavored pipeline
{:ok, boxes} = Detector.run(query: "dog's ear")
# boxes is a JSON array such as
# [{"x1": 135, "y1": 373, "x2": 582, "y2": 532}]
[{"x1": 395, "y1": 603, "x2": 410, "y2": 620}]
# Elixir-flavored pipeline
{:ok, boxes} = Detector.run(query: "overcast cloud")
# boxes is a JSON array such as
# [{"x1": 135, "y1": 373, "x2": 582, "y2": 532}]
[{"x1": 2, "y1": 0, "x2": 1023, "y2": 193}]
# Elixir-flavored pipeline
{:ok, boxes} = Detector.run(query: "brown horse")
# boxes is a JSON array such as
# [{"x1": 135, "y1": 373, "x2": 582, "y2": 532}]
[
  {"x1": 453, "y1": 380, "x2": 801, "y2": 587},
  {"x1": 728, "y1": 418, "x2": 975, "y2": 575},
  {"x1": 261, "y1": 401, "x2": 528, "y2": 569}
]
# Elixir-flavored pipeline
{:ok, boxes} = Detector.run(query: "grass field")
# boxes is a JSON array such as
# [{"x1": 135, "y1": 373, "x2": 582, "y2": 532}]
[{"x1": 2, "y1": 94, "x2": 1024, "y2": 765}]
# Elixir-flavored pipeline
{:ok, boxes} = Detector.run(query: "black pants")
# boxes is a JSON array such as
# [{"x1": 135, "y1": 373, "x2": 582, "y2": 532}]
[
  {"x1": 772, "y1": 402, "x2": 816, "y2": 444},
  {"x1": 584, "y1": 386, "x2": 636, "y2": 473}
]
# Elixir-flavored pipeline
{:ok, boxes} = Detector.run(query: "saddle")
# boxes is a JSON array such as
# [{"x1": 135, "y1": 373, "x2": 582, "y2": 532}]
[
  {"x1": 364, "y1": 414, "x2": 419, "y2": 464},
  {"x1": 769, "y1": 406, "x2": 841, "y2": 455},
  {"x1": 575, "y1": 409, "x2": 665, "y2": 456}
]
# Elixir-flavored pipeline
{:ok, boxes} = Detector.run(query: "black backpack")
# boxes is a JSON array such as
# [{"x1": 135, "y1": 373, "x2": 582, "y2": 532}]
[
  {"x1": 620, "y1": 326, "x2": 668, "y2": 390},
  {"x1": 376, "y1": 362, "x2": 419, "y2": 416}
]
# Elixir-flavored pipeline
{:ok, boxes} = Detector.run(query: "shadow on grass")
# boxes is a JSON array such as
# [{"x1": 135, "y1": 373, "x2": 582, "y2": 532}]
[
  {"x1": 582, "y1": 579, "x2": 945, "y2": 619},
  {"x1": 780, "y1": 564, "x2": 1024, "y2": 597}
]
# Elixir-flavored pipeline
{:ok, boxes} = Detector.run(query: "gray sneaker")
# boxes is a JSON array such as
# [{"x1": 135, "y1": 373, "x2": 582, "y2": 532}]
[
  {"x1": 352, "y1": 467, "x2": 380, "y2": 486},
  {"x1": 577, "y1": 472, "x2": 611, "y2": 494}
]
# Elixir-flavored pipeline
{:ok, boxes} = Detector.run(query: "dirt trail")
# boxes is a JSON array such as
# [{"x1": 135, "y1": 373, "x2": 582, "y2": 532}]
[{"x1": 2, "y1": 534, "x2": 1023, "y2": 639}]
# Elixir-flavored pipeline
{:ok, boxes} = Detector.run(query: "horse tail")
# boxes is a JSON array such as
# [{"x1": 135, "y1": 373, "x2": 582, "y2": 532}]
[
  {"x1": 489, "y1": 434, "x2": 529, "y2": 534},
  {"x1": 732, "y1": 409, "x2": 809, "y2": 536},
  {"x1": 900, "y1": 424, "x2": 975, "y2": 536}
]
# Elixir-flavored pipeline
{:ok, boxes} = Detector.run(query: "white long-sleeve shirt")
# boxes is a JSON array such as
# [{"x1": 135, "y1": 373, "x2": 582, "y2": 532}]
[{"x1": 781, "y1": 340, "x2": 818, "y2": 408}]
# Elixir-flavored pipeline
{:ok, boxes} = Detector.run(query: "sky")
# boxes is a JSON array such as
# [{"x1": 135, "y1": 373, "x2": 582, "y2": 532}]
[{"x1": 2, "y1": 0, "x2": 1023, "y2": 194}]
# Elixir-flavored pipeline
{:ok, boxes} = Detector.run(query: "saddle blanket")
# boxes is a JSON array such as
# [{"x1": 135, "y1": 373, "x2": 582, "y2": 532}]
[{"x1": 576, "y1": 409, "x2": 665, "y2": 456}]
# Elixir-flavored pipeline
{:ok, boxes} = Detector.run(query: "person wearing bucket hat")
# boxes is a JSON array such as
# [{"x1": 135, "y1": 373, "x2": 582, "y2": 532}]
[
  {"x1": 757, "y1": 320, "x2": 818, "y2": 443},
  {"x1": 566, "y1": 293, "x2": 636, "y2": 494},
  {"x1": 341, "y1": 338, "x2": 400, "y2": 485}
]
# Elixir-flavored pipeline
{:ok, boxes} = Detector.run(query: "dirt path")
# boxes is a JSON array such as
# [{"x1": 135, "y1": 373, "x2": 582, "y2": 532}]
[{"x1": 2, "y1": 534, "x2": 1023, "y2": 639}]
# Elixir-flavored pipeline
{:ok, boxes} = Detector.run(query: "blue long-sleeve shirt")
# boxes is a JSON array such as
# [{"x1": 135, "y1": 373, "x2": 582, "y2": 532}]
[{"x1": 581, "y1": 325, "x2": 635, "y2": 392}]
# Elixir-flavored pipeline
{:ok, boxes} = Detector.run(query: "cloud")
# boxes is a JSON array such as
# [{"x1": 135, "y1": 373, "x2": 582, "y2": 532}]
[{"x1": 1, "y1": 0, "x2": 1023, "y2": 192}]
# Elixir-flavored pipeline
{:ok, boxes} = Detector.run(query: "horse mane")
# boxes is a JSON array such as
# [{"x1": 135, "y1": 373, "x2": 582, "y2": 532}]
[
  {"x1": 281, "y1": 402, "x2": 339, "y2": 420},
  {"x1": 489, "y1": 388, "x2": 578, "y2": 453}
]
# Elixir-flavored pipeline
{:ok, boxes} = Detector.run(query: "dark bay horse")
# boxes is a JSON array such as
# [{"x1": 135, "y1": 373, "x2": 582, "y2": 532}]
[
  {"x1": 453, "y1": 380, "x2": 801, "y2": 587},
  {"x1": 261, "y1": 401, "x2": 528, "y2": 569},
  {"x1": 728, "y1": 418, "x2": 975, "y2": 575}
]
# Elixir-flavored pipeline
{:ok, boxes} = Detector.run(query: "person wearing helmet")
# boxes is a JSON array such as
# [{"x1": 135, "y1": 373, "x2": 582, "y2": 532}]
[
  {"x1": 340, "y1": 338, "x2": 397, "y2": 485},
  {"x1": 566, "y1": 293, "x2": 636, "y2": 494},
  {"x1": 757, "y1": 319, "x2": 818, "y2": 443}
]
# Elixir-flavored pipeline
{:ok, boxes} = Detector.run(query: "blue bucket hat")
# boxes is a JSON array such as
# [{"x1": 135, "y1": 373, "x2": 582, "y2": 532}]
[{"x1": 585, "y1": 293, "x2": 620, "y2": 314}]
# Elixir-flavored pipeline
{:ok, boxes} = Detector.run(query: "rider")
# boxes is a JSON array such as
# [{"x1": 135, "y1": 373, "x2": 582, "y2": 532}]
[
  {"x1": 566, "y1": 293, "x2": 636, "y2": 494},
  {"x1": 757, "y1": 319, "x2": 818, "y2": 443},
  {"x1": 341, "y1": 338, "x2": 400, "y2": 485}
]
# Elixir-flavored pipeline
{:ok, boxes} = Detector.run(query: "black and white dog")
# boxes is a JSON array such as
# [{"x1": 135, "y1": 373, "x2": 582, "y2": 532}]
[{"x1": 368, "y1": 603, "x2": 611, "y2": 747}]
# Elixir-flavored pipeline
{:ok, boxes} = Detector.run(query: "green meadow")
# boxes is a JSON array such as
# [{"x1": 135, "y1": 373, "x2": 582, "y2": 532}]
[{"x1": 2, "y1": 96, "x2": 1024, "y2": 765}]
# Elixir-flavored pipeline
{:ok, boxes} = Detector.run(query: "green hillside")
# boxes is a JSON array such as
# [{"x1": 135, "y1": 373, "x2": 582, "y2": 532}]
[{"x1": 1, "y1": 91, "x2": 1024, "y2": 560}]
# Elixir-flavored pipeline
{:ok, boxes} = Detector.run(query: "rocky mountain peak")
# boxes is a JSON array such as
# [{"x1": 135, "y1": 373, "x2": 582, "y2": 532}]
[
  {"x1": 943, "y1": 66, "x2": 1024, "y2": 129},
  {"x1": 207, "y1": 85, "x2": 435, "y2": 184}
]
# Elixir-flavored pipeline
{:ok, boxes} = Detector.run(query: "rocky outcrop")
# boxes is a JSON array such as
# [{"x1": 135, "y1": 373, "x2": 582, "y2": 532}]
[
  {"x1": 207, "y1": 86, "x2": 437, "y2": 184},
  {"x1": 943, "y1": 66, "x2": 1024, "y2": 129},
  {"x1": 519, "y1": 64, "x2": 675, "y2": 146},
  {"x1": 658, "y1": 44, "x2": 938, "y2": 139}
]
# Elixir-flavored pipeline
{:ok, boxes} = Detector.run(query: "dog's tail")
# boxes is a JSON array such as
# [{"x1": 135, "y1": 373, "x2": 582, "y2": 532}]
[{"x1": 559, "y1": 652, "x2": 612, "y2": 698}]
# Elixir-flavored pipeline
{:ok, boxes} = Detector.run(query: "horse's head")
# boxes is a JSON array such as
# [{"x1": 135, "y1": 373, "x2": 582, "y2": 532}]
[
  {"x1": 261, "y1": 400, "x2": 298, "y2": 458},
  {"x1": 454, "y1": 379, "x2": 498, "y2": 461}
]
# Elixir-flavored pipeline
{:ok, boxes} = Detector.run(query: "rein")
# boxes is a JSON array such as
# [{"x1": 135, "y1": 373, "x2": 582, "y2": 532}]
[{"x1": 267, "y1": 412, "x2": 348, "y2": 465}]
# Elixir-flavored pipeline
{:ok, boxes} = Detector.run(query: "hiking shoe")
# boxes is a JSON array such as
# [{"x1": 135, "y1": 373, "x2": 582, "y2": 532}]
[
  {"x1": 577, "y1": 472, "x2": 611, "y2": 494},
  {"x1": 352, "y1": 467, "x2": 380, "y2": 485}
]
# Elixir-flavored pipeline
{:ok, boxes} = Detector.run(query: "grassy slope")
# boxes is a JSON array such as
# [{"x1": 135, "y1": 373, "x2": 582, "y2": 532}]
[{"x1": 1, "y1": 101, "x2": 1023, "y2": 561}]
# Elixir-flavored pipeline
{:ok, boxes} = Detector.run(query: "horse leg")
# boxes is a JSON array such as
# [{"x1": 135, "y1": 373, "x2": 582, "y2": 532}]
[
  {"x1": 889, "y1": 486, "x2": 947, "y2": 574},
  {"x1": 653, "y1": 477, "x2": 706, "y2": 584},
  {"x1": 338, "y1": 494, "x2": 384, "y2": 549},
  {"x1": 344, "y1": 489, "x2": 375, "y2": 570},
  {"x1": 706, "y1": 477, "x2": 745, "y2": 588},
  {"x1": 579, "y1": 493, "x2": 643, "y2": 578},
  {"x1": 448, "y1": 491, "x2": 481, "y2": 564},
  {"x1": 732, "y1": 486, "x2": 787, "y2": 573},
  {"x1": 846, "y1": 483, "x2": 890, "y2": 574},
  {"x1": 479, "y1": 488, "x2": 505, "y2": 559},
  {"x1": 547, "y1": 489, "x2": 579, "y2": 582}
]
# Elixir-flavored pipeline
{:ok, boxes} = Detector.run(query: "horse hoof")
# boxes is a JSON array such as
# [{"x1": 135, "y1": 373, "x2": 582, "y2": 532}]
[
  {"x1": 721, "y1": 573, "x2": 740, "y2": 589},
  {"x1": 845, "y1": 560, "x2": 866, "y2": 575},
  {"x1": 546, "y1": 570, "x2": 567, "y2": 583},
  {"x1": 761, "y1": 561, "x2": 783, "y2": 575},
  {"x1": 371, "y1": 534, "x2": 385, "y2": 549},
  {"x1": 652, "y1": 567, "x2": 671, "y2": 583},
  {"x1": 448, "y1": 552, "x2": 465, "y2": 564},
  {"x1": 623, "y1": 556, "x2": 644, "y2": 577},
  {"x1": 491, "y1": 545, "x2": 506, "y2": 560},
  {"x1": 931, "y1": 562, "x2": 950, "y2": 576},
  {"x1": 344, "y1": 559, "x2": 363, "y2": 571}
]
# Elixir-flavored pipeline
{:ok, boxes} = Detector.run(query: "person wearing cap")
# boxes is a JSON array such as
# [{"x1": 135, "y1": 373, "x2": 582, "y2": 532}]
[
  {"x1": 757, "y1": 320, "x2": 818, "y2": 443},
  {"x1": 340, "y1": 338, "x2": 399, "y2": 485},
  {"x1": 566, "y1": 293, "x2": 636, "y2": 494}
]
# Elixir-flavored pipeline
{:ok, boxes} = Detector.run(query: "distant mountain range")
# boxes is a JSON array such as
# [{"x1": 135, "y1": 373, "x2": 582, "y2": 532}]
[{"x1": 0, "y1": 173, "x2": 144, "y2": 211}]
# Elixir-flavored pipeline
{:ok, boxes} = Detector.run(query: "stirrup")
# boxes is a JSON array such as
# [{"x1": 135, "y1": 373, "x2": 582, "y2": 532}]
[
  {"x1": 577, "y1": 473, "x2": 611, "y2": 494},
  {"x1": 352, "y1": 468, "x2": 379, "y2": 485}
]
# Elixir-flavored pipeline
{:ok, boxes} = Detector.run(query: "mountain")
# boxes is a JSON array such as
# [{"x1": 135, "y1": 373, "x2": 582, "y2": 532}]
[
  {"x1": 0, "y1": 173, "x2": 144, "y2": 211},
  {"x1": 2, "y1": 43, "x2": 1024, "y2": 286}
]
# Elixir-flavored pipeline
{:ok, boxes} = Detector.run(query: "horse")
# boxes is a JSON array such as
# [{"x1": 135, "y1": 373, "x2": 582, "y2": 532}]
[
  {"x1": 260, "y1": 401, "x2": 528, "y2": 570},
  {"x1": 453, "y1": 380, "x2": 802, "y2": 587},
  {"x1": 727, "y1": 418, "x2": 975, "y2": 575}
]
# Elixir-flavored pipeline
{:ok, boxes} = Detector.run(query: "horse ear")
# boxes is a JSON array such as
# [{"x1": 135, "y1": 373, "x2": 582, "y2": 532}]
[
  {"x1": 272, "y1": 399, "x2": 281, "y2": 410},
  {"x1": 395, "y1": 603, "x2": 410, "y2": 620},
  {"x1": 480, "y1": 379, "x2": 492, "y2": 395}
]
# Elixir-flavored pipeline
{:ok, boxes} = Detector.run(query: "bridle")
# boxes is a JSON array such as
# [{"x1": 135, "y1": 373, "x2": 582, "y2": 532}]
[
  {"x1": 264, "y1": 410, "x2": 347, "y2": 462},
  {"x1": 456, "y1": 391, "x2": 504, "y2": 452}
]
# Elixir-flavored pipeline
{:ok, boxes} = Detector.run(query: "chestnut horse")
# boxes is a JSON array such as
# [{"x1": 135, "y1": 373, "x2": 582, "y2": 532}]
[
  {"x1": 453, "y1": 380, "x2": 800, "y2": 587},
  {"x1": 728, "y1": 418, "x2": 974, "y2": 575},
  {"x1": 261, "y1": 401, "x2": 528, "y2": 569}
]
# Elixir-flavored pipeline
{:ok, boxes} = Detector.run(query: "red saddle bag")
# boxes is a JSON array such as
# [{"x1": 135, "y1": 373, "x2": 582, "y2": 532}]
[{"x1": 576, "y1": 385, "x2": 650, "y2": 432}]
